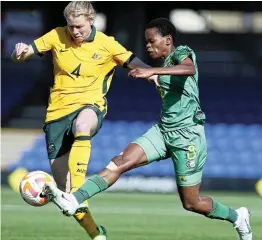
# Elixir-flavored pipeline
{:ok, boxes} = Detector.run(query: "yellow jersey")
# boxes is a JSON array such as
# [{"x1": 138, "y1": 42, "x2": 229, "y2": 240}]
[{"x1": 32, "y1": 26, "x2": 133, "y2": 122}]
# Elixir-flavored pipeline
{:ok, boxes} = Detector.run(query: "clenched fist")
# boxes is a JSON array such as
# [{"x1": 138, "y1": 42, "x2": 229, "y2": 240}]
[{"x1": 15, "y1": 42, "x2": 30, "y2": 59}]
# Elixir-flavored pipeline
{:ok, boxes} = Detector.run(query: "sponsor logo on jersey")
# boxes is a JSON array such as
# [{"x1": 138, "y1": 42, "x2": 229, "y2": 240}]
[{"x1": 186, "y1": 160, "x2": 196, "y2": 168}]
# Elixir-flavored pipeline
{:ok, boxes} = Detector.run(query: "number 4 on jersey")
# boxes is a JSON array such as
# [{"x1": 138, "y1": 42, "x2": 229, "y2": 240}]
[{"x1": 71, "y1": 64, "x2": 81, "y2": 78}]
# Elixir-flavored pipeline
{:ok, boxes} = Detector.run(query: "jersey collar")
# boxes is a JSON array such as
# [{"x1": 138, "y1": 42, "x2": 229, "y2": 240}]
[
  {"x1": 164, "y1": 48, "x2": 176, "y2": 66},
  {"x1": 84, "y1": 25, "x2": 96, "y2": 42}
]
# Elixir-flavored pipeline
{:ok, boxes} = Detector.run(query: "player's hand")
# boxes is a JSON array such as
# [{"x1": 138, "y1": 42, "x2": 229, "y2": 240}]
[
  {"x1": 128, "y1": 68, "x2": 159, "y2": 86},
  {"x1": 128, "y1": 68, "x2": 159, "y2": 87},
  {"x1": 128, "y1": 68, "x2": 155, "y2": 78},
  {"x1": 15, "y1": 42, "x2": 30, "y2": 59},
  {"x1": 148, "y1": 75, "x2": 160, "y2": 87}
]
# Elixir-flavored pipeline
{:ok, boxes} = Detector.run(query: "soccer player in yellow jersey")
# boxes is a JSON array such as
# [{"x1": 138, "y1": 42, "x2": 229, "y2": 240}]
[{"x1": 11, "y1": 2, "x2": 157, "y2": 240}]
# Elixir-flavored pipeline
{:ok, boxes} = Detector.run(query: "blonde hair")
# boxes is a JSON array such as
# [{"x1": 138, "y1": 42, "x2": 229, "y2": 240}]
[{"x1": 64, "y1": 1, "x2": 96, "y2": 24}]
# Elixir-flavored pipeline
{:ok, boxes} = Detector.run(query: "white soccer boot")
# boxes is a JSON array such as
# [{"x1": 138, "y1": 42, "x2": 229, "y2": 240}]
[
  {"x1": 234, "y1": 207, "x2": 252, "y2": 240},
  {"x1": 42, "y1": 182, "x2": 89, "y2": 216},
  {"x1": 93, "y1": 236, "x2": 107, "y2": 240}
]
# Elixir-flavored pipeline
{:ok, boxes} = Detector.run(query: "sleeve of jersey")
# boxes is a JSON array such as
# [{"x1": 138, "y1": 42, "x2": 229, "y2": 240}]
[
  {"x1": 31, "y1": 28, "x2": 58, "y2": 55},
  {"x1": 106, "y1": 36, "x2": 135, "y2": 67},
  {"x1": 173, "y1": 46, "x2": 193, "y2": 64}
]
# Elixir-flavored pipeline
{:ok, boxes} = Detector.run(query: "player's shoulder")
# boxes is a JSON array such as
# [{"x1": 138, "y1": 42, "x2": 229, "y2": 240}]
[
  {"x1": 54, "y1": 26, "x2": 67, "y2": 33},
  {"x1": 52, "y1": 26, "x2": 68, "y2": 37},
  {"x1": 95, "y1": 30, "x2": 115, "y2": 42},
  {"x1": 44, "y1": 26, "x2": 67, "y2": 40},
  {"x1": 174, "y1": 45, "x2": 194, "y2": 55},
  {"x1": 94, "y1": 31, "x2": 122, "y2": 50},
  {"x1": 171, "y1": 45, "x2": 196, "y2": 63}
]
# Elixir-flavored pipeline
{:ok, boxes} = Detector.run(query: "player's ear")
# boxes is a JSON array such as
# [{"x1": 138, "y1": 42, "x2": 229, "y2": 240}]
[{"x1": 166, "y1": 35, "x2": 172, "y2": 46}]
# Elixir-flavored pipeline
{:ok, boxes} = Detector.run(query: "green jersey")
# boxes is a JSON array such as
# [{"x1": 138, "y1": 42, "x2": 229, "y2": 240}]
[{"x1": 158, "y1": 45, "x2": 205, "y2": 132}]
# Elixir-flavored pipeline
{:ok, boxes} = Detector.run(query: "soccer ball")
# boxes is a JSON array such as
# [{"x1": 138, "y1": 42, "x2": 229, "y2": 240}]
[
  {"x1": 19, "y1": 171, "x2": 55, "y2": 207},
  {"x1": 255, "y1": 178, "x2": 262, "y2": 197}
]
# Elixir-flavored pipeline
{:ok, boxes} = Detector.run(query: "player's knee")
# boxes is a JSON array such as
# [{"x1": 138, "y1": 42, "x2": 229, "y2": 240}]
[
  {"x1": 182, "y1": 199, "x2": 199, "y2": 212},
  {"x1": 111, "y1": 156, "x2": 125, "y2": 171},
  {"x1": 111, "y1": 154, "x2": 131, "y2": 173},
  {"x1": 74, "y1": 109, "x2": 98, "y2": 136},
  {"x1": 182, "y1": 202, "x2": 195, "y2": 211},
  {"x1": 74, "y1": 121, "x2": 92, "y2": 135},
  {"x1": 106, "y1": 161, "x2": 120, "y2": 172}
]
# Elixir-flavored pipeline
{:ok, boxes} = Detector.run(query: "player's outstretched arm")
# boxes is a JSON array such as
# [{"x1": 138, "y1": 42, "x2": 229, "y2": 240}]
[
  {"x1": 11, "y1": 43, "x2": 35, "y2": 62},
  {"x1": 129, "y1": 58, "x2": 195, "y2": 79}
]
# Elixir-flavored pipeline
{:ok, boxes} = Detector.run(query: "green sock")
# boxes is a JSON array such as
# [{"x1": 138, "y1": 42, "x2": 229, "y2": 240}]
[
  {"x1": 73, "y1": 175, "x2": 109, "y2": 204},
  {"x1": 207, "y1": 198, "x2": 238, "y2": 224}
]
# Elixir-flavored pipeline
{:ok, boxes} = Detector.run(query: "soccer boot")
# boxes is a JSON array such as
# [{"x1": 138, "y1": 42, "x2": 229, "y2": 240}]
[
  {"x1": 234, "y1": 207, "x2": 252, "y2": 240},
  {"x1": 42, "y1": 182, "x2": 89, "y2": 216},
  {"x1": 93, "y1": 226, "x2": 107, "y2": 240}
]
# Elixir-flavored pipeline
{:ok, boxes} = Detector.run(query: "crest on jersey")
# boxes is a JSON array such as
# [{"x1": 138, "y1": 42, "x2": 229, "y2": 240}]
[
  {"x1": 179, "y1": 176, "x2": 187, "y2": 182},
  {"x1": 92, "y1": 53, "x2": 102, "y2": 59},
  {"x1": 47, "y1": 143, "x2": 55, "y2": 154},
  {"x1": 158, "y1": 87, "x2": 167, "y2": 98},
  {"x1": 166, "y1": 60, "x2": 174, "y2": 66}
]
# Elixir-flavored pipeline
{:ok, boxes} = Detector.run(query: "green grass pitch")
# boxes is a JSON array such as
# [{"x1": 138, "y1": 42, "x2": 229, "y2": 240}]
[{"x1": 1, "y1": 187, "x2": 262, "y2": 240}]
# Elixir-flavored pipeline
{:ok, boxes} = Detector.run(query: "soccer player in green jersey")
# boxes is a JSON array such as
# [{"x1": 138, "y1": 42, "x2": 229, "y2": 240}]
[{"x1": 43, "y1": 18, "x2": 252, "y2": 240}]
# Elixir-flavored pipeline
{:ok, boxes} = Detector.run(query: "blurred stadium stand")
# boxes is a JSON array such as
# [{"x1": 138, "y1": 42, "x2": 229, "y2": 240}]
[
  {"x1": 1, "y1": 2, "x2": 262, "y2": 191},
  {"x1": 8, "y1": 121, "x2": 262, "y2": 179}
]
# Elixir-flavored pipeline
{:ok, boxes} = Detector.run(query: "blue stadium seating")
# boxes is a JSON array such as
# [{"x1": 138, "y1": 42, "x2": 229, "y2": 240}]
[
  {"x1": 2, "y1": 60, "x2": 43, "y2": 118},
  {"x1": 9, "y1": 121, "x2": 262, "y2": 179}
]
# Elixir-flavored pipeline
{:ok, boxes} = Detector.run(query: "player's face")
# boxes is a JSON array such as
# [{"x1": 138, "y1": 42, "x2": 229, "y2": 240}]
[
  {"x1": 145, "y1": 28, "x2": 169, "y2": 59},
  {"x1": 67, "y1": 15, "x2": 92, "y2": 43}
]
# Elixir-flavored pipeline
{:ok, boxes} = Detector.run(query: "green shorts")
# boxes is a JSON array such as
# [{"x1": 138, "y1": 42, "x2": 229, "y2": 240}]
[
  {"x1": 43, "y1": 105, "x2": 105, "y2": 160},
  {"x1": 133, "y1": 124, "x2": 207, "y2": 186}
]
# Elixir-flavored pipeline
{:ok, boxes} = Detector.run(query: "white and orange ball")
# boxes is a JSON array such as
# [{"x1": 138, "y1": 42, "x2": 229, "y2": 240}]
[{"x1": 19, "y1": 171, "x2": 55, "y2": 207}]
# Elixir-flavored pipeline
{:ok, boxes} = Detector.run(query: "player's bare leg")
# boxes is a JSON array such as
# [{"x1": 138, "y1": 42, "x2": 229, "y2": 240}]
[
  {"x1": 99, "y1": 143, "x2": 148, "y2": 185},
  {"x1": 177, "y1": 184, "x2": 252, "y2": 240}
]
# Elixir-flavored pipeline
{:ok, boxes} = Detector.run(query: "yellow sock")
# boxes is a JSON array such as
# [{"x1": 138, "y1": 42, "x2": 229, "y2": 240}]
[
  {"x1": 69, "y1": 134, "x2": 100, "y2": 239},
  {"x1": 69, "y1": 134, "x2": 91, "y2": 191},
  {"x1": 74, "y1": 211, "x2": 100, "y2": 239}
]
